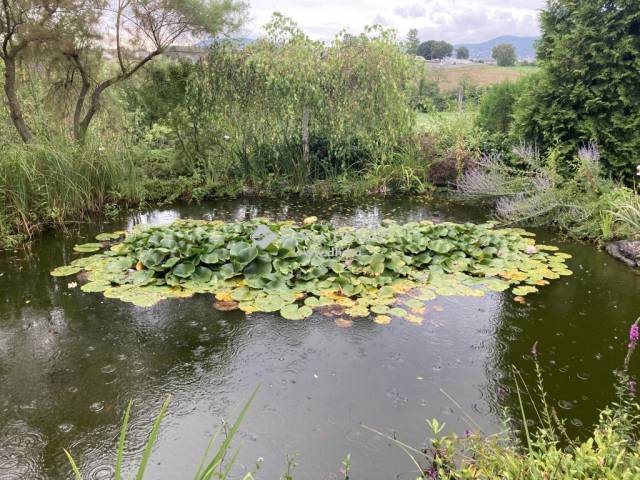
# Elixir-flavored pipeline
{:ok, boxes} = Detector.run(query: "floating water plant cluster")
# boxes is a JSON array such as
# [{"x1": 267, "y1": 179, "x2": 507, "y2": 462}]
[{"x1": 51, "y1": 219, "x2": 572, "y2": 324}]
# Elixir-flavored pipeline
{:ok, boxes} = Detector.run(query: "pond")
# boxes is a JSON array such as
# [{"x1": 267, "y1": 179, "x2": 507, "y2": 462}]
[{"x1": 0, "y1": 196, "x2": 638, "y2": 479}]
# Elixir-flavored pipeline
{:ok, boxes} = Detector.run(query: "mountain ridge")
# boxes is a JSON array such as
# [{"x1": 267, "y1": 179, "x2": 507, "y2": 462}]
[{"x1": 456, "y1": 35, "x2": 539, "y2": 60}]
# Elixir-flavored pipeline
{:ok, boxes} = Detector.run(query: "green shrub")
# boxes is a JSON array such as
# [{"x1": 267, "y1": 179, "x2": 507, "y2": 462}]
[{"x1": 476, "y1": 80, "x2": 523, "y2": 135}]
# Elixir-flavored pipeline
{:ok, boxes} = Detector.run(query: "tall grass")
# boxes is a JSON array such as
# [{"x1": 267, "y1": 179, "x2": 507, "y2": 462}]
[
  {"x1": 65, "y1": 387, "x2": 259, "y2": 480},
  {"x1": 0, "y1": 139, "x2": 140, "y2": 247}
]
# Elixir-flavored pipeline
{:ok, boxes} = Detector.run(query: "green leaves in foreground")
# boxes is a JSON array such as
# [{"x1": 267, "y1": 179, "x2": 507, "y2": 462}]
[
  {"x1": 52, "y1": 219, "x2": 573, "y2": 323},
  {"x1": 65, "y1": 387, "x2": 259, "y2": 480}
]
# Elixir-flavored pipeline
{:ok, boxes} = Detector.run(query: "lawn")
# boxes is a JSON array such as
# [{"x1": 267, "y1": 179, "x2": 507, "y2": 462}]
[{"x1": 427, "y1": 64, "x2": 539, "y2": 92}]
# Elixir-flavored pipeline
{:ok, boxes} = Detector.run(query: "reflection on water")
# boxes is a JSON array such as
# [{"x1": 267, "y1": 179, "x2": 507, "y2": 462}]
[{"x1": 0, "y1": 196, "x2": 638, "y2": 479}]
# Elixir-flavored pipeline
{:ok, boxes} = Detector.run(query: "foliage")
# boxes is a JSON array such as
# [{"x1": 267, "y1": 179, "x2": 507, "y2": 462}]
[
  {"x1": 413, "y1": 342, "x2": 640, "y2": 478},
  {"x1": 455, "y1": 46, "x2": 469, "y2": 60},
  {"x1": 66, "y1": 388, "x2": 259, "y2": 480},
  {"x1": 0, "y1": 138, "x2": 140, "y2": 247},
  {"x1": 406, "y1": 28, "x2": 420, "y2": 55},
  {"x1": 512, "y1": 0, "x2": 640, "y2": 180},
  {"x1": 0, "y1": 0, "x2": 247, "y2": 142},
  {"x1": 492, "y1": 43, "x2": 517, "y2": 67},
  {"x1": 135, "y1": 16, "x2": 421, "y2": 193},
  {"x1": 610, "y1": 190, "x2": 640, "y2": 237},
  {"x1": 51, "y1": 218, "x2": 571, "y2": 323},
  {"x1": 417, "y1": 40, "x2": 454, "y2": 60},
  {"x1": 457, "y1": 144, "x2": 640, "y2": 240},
  {"x1": 476, "y1": 80, "x2": 524, "y2": 135}
]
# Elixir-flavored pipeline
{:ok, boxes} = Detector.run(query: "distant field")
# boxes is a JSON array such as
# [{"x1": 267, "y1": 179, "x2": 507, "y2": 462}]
[{"x1": 427, "y1": 64, "x2": 539, "y2": 92}]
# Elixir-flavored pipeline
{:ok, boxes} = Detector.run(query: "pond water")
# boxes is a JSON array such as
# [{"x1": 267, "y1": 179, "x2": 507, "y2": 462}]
[{"x1": 0, "y1": 196, "x2": 638, "y2": 479}]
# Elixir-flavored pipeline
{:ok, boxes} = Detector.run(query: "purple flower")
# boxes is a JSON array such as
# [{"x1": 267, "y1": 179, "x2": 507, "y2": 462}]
[
  {"x1": 630, "y1": 378, "x2": 637, "y2": 396},
  {"x1": 630, "y1": 324, "x2": 639, "y2": 342}
]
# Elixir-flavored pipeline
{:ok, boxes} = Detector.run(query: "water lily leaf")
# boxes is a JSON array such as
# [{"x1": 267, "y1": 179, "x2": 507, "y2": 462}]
[
  {"x1": 405, "y1": 314, "x2": 423, "y2": 325},
  {"x1": 428, "y1": 240, "x2": 454, "y2": 254},
  {"x1": 231, "y1": 287, "x2": 254, "y2": 302},
  {"x1": 81, "y1": 281, "x2": 111, "y2": 292},
  {"x1": 280, "y1": 304, "x2": 312, "y2": 320},
  {"x1": 255, "y1": 295, "x2": 285, "y2": 312},
  {"x1": 370, "y1": 304, "x2": 390, "y2": 314},
  {"x1": 345, "y1": 305, "x2": 369, "y2": 318},
  {"x1": 74, "y1": 243, "x2": 103, "y2": 253},
  {"x1": 388, "y1": 307, "x2": 407, "y2": 318},
  {"x1": 374, "y1": 315, "x2": 391, "y2": 325},
  {"x1": 513, "y1": 286, "x2": 539, "y2": 296},
  {"x1": 192, "y1": 266, "x2": 213, "y2": 283},
  {"x1": 50, "y1": 265, "x2": 82, "y2": 277},
  {"x1": 95, "y1": 232, "x2": 123, "y2": 241},
  {"x1": 131, "y1": 270, "x2": 156, "y2": 286},
  {"x1": 140, "y1": 250, "x2": 166, "y2": 269},
  {"x1": 214, "y1": 301, "x2": 240, "y2": 311},
  {"x1": 172, "y1": 262, "x2": 196, "y2": 278},
  {"x1": 334, "y1": 318, "x2": 353, "y2": 328}
]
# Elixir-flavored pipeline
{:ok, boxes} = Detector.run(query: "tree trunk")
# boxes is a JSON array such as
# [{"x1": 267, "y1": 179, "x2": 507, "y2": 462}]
[
  {"x1": 301, "y1": 105, "x2": 310, "y2": 173},
  {"x1": 4, "y1": 56, "x2": 34, "y2": 143}
]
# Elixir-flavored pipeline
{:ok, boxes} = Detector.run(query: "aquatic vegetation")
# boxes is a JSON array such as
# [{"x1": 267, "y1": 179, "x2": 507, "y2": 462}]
[
  {"x1": 51, "y1": 218, "x2": 572, "y2": 322},
  {"x1": 65, "y1": 388, "x2": 259, "y2": 480}
]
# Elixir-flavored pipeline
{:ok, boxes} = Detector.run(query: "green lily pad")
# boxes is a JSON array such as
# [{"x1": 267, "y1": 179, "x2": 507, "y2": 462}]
[
  {"x1": 96, "y1": 232, "x2": 124, "y2": 241},
  {"x1": 73, "y1": 243, "x2": 103, "y2": 253},
  {"x1": 81, "y1": 281, "x2": 111, "y2": 293},
  {"x1": 50, "y1": 265, "x2": 82, "y2": 277},
  {"x1": 280, "y1": 304, "x2": 313, "y2": 320}
]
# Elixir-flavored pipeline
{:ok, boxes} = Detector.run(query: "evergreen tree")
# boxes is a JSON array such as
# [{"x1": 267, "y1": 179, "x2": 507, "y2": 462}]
[{"x1": 513, "y1": 0, "x2": 640, "y2": 178}]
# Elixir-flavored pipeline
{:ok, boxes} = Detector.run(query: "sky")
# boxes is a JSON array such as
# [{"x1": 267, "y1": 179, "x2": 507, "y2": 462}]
[{"x1": 245, "y1": 0, "x2": 546, "y2": 44}]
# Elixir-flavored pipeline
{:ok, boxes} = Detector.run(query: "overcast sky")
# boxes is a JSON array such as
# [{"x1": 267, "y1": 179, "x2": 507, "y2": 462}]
[{"x1": 245, "y1": 0, "x2": 546, "y2": 43}]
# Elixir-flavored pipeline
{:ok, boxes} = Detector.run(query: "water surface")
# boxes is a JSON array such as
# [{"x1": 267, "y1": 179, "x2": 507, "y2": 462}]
[{"x1": 0, "y1": 196, "x2": 638, "y2": 479}]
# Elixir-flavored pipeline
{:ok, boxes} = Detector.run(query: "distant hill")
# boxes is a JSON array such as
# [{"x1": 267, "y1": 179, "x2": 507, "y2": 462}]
[{"x1": 456, "y1": 36, "x2": 539, "y2": 60}]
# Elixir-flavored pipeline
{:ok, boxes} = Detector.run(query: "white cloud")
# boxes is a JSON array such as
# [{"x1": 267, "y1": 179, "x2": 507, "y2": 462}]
[{"x1": 245, "y1": 0, "x2": 545, "y2": 43}]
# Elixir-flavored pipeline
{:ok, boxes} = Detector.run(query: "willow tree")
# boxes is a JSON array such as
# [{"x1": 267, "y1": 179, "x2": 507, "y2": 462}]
[{"x1": 0, "y1": 0, "x2": 247, "y2": 143}]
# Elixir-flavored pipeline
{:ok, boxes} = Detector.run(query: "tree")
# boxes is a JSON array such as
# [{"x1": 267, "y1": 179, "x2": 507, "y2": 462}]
[
  {"x1": 477, "y1": 81, "x2": 523, "y2": 134},
  {"x1": 406, "y1": 28, "x2": 420, "y2": 55},
  {"x1": 492, "y1": 44, "x2": 517, "y2": 66},
  {"x1": 513, "y1": 0, "x2": 640, "y2": 179},
  {"x1": 0, "y1": 0, "x2": 247, "y2": 143},
  {"x1": 456, "y1": 46, "x2": 470, "y2": 60},
  {"x1": 0, "y1": 1, "x2": 95, "y2": 142},
  {"x1": 417, "y1": 40, "x2": 453, "y2": 60}
]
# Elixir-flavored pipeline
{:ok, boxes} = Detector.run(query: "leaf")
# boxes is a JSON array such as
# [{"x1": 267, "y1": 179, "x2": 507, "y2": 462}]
[
  {"x1": 334, "y1": 318, "x2": 353, "y2": 328},
  {"x1": 172, "y1": 262, "x2": 196, "y2": 279},
  {"x1": 50, "y1": 265, "x2": 82, "y2": 277},
  {"x1": 96, "y1": 232, "x2": 124, "y2": 241},
  {"x1": 81, "y1": 281, "x2": 111, "y2": 293},
  {"x1": 214, "y1": 301, "x2": 240, "y2": 311},
  {"x1": 255, "y1": 295, "x2": 285, "y2": 312},
  {"x1": 428, "y1": 240, "x2": 454, "y2": 254},
  {"x1": 280, "y1": 304, "x2": 313, "y2": 320},
  {"x1": 512, "y1": 286, "x2": 539, "y2": 296},
  {"x1": 73, "y1": 243, "x2": 103, "y2": 253},
  {"x1": 374, "y1": 315, "x2": 391, "y2": 325}
]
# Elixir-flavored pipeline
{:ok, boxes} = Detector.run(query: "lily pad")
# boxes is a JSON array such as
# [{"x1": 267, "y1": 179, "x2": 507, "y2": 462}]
[
  {"x1": 50, "y1": 265, "x2": 82, "y2": 277},
  {"x1": 73, "y1": 243, "x2": 103, "y2": 253},
  {"x1": 280, "y1": 304, "x2": 313, "y2": 320}
]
